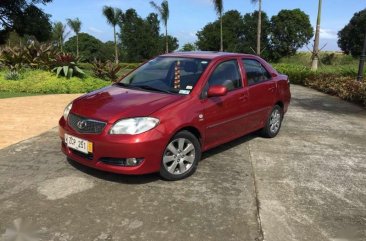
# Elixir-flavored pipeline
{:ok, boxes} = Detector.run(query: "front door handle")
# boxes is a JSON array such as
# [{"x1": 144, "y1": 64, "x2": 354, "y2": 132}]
[
  {"x1": 239, "y1": 95, "x2": 248, "y2": 101},
  {"x1": 268, "y1": 87, "x2": 275, "y2": 92}
]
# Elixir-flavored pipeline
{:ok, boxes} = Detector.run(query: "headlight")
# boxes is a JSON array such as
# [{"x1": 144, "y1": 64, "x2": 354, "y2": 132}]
[
  {"x1": 109, "y1": 117, "x2": 159, "y2": 135},
  {"x1": 63, "y1": 102, "x2": 73, "y2": 120}
]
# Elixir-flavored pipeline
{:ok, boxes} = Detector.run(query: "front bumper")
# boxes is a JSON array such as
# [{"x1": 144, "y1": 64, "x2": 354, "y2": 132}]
[{"x1": 59, "y1": 117, "x2": 169, "y2": 175}]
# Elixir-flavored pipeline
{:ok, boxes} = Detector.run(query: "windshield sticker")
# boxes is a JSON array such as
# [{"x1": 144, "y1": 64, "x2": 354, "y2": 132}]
[
  {"x1": 186, "y1": 85, "x2": 193, "y2": 90},
  {"x1": 179, "y1": 90, "x2": 190, "y2": 95}
]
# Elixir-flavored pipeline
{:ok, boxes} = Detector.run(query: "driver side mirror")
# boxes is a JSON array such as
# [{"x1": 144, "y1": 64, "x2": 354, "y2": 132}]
[{"x1": 207, "y1": 85, "x2": 228, "y2": 97}]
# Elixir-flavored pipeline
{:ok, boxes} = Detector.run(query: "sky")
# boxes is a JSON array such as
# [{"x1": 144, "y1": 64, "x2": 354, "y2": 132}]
[{"x1": 39, "y1": 0, "x2": 366, "y2": 51}]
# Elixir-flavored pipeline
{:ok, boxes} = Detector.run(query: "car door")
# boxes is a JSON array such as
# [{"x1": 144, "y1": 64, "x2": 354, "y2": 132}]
[
  {"x1": 241, "y1": 58, "x2": 277, "y2": 131},
  {"x1": 202, "y1": 59, "x2": 249, "y2": 149}
]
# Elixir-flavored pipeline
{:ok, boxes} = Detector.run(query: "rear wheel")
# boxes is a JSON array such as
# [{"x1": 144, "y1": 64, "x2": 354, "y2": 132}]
[
  {"x1": 160, "y1": 131, "x2": 201, "y2": 181},
  {"x1": 261, "y1": 105, "x2": 283, "y2": 138}
]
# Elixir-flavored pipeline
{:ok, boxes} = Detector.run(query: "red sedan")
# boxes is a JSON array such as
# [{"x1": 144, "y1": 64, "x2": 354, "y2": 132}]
[{"x1": 59, "y1": 52, "x2": 291, "y2": 180}]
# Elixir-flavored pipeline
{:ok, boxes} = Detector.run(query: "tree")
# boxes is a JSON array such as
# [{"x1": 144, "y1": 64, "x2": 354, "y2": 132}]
[
  {"x1": 338, "y1": 9, "x2": 366, "y2": 57},
  {"x1": 0, "y1": 0, "x2": 52, "y2": 29},
  {"x1": 66, "y1": 18, "x2": 82, "y2": 58},
  {"x1": 64, "y1": 33, "x2": 106, "y2": 62},
  {"x1": 211, "y1": 0, "x2": 223, "y2": 51},
  {"x1": 12, "y1": 4, "x2": 52, "y2": 42},
  {"x1": 159, "y1": 34, "x2": 178, "y2": 53},
  {"x1": 181, "y1": 43, "x2": 197, "y2": 51},
  {"x1": 52, "y1": 22, "x2": 69, "y2": 52},
  {"x1": 251, "y1": 0, "x2": 262, "y2": 55},
  {"x1": 240, "y1": 11, "x2": 270, "y2": 57},
  {"x1": 269, "y1": 9, "x2": 313, "y2": 61},
  {"x1": 196, "y1": 10, "x2": 244, "y2": 52},
  {"x1": 311, "y1": 0, "x2": 322, "y2": 71},
  {"x1": 149, "y1": 0, "x2": 170, "y2": 53},
  {"x1": 103, "y1": 6, "x2": 123, "y2": 63}
]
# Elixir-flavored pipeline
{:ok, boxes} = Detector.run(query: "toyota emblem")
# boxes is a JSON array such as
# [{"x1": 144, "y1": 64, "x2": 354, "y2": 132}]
[{"x1": 77, "y1": 120, "x2": 87, "y2": 129}]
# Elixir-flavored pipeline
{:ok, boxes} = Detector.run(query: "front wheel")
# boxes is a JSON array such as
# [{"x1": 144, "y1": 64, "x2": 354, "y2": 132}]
[
  {"x1": 261, "y1": 105, "x2": 283, "y2": 138},
  {"x1": 160, "y1": 131, "x2": 201, "y2": 181}
]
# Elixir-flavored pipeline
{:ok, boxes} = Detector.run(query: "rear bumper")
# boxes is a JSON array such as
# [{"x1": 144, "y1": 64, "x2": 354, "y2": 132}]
[{"x1": 59, "y1": 117, "x2": 169, "y2": 175}]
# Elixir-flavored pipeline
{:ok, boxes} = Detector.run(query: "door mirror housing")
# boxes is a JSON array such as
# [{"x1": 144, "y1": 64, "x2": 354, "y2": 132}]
[{"x1": 207, "y1": 85, "x2": 228, "y2": 97}]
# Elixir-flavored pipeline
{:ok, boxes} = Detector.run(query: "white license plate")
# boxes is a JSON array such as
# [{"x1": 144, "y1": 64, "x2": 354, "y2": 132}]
[{"x1": 64, "y1": 134, "x2": 93, "y2": 154}]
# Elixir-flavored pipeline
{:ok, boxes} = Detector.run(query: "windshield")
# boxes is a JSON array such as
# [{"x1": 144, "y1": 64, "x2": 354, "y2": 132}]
[{"x1": 119, "y1": 57, "x2": 210, "y2": 95}]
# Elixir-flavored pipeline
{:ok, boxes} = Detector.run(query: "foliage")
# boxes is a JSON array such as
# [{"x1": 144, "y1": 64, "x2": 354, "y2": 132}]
[
  {"x1": 91, "y1": 59, "x2": 122, "y2": 81},
  {"x1": 120, "y1": 9, "x2": 178, "y2": 62},
  {"x1": 103, "y1": 6, "x2": 123, "y2": 63},
  {"x1": 52, "y1": 53, "x2": 84, "y2": 78},
  {"x1": 11, "y1": 4, "x2": 52, "y2": 42},
  {"x1": 52, "y1": 22, "x2": 69, "y2": 52},
  {"x1": 150, "y1": 0, "x2": 170, "y2": 52},
  {"x1": 0, "y1": 0, "x2": 52, "y2": 44},
  {"x1": 269, "y1": 9, "x2": 314, "y2": 61},
  {"x1": 5, "y1": 70, "x2": 21, "y2": 80},
  {"x1": 66, "y1": 18, "x2": 82, "y2": 57},
  {"x1": 0, "y1": 41, "x2": 59, "y2": 70},
  {"x1": 272, "y1": 63, "x2": 366, "y2": 106},
  {"x1": 196, "y1": 10, "x2": 270, "y2": 55},
  {"x1": 181, "y1": 43, "x2": 197, "y2": 51},
  {"x1": 0, "y1": 69, "x2": 109, "y2": 94},
  {"x1": 241, "y1": 11, "x2": 270, "y2": 57},
  {"x1": 64, "y1": 33, "x2": 112, "y2": 62},
  {"x1": 338, "y1": 9, "x2": 366, "y2": 57},
  {"x1": 196, "y1": 10, "x2": 243, "y2": 51}
]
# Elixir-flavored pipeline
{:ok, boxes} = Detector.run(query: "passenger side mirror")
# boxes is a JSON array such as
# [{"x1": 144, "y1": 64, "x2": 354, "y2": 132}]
[{"x1": 207, "y1": 85, "x2": 228, "y2": 97}]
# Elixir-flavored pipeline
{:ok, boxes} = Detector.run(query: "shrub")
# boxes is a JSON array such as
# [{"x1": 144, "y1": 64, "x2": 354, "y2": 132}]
[
  {"x1": 0, "y1": 42, "x2": 59, "y2": 70},
  {"x1": 52, "y1": 53, "x2": 84, "y2": 78},
  {"x1": 5, "y1": 71, "x2": 21, "y2": 80},
  {"x1": 91, "y1": 59, "x2": 122, "y2": 82},
  {"x1": 0, "y1": 69, "x2": 110, "y2": 94}
]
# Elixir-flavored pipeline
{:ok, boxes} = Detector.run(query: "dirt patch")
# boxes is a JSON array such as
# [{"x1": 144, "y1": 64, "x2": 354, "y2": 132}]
[{"x1": 0, "y1": 94, "x2": 81, "y2": 149}]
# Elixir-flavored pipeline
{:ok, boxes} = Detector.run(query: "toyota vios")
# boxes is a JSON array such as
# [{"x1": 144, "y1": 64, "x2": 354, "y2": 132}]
[{"x1": 59, "y1": 52, "x2": 291, "y2": 180}]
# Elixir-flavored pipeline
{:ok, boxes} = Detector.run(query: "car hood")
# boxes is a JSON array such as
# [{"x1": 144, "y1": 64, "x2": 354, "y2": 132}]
[{"x1": 71, "y1": 85, "x2": 182, "y2": 123}]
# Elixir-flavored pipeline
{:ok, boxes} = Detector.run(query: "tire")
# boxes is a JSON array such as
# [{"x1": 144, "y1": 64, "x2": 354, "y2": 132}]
[
  {"x1": 261, "y1": 105, "x2": 283, "y2": 138},
  {"x1": 160, "y1": 130, "x2": 201, "y2": 181}
]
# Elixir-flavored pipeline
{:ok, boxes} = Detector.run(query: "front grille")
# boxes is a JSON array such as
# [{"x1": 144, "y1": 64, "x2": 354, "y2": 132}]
[
  {"x1": 68, "y1": 113, "x2": 106, "y2": 134},
  {"x1": 70, "y1": 149, "x2": 94, "y2": 160}
]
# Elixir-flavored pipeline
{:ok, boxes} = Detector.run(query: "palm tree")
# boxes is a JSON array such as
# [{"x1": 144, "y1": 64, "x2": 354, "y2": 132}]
[
  {"x1": 311, "y1": 0, "x2": 322, "y2": 71},
  {"x1": 52, "y1": 22, "x2": 69, "y2": 52},
  {"x1": 212, "y1": 0, "x2": 223, "y2": 51},
  {"x1": 252, "y1": 0, "x2": 262, "y2": 55},
  {"x1": 66, "y1": 18, "x2": 82, "y2": 58},
  {"x1": 103, "y1": 6, "x2": 123, "y2": 63},
  {"x1": 150, "y1": 0, "x2": 170, "y2": 53}
]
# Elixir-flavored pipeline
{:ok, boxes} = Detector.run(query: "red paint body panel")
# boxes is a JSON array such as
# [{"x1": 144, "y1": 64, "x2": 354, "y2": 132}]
[{"x1": 59, "y1": 52, "x2": 291, "y2": 175}]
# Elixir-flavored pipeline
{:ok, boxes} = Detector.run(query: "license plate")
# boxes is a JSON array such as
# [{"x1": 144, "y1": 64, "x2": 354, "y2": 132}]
[{"x1": 64, "y1": 134, "x2": 93, "y2": 154}]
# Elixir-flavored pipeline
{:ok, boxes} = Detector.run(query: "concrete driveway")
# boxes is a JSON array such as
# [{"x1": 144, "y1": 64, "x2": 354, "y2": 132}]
[{"x1": 0, "y1": 85, "x2": 365, "y2": 241}]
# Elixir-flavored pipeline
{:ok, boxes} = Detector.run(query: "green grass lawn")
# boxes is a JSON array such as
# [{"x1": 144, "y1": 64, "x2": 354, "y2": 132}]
[{"x1": 0, "y1": 91, "x2": 43, "y2": 99}]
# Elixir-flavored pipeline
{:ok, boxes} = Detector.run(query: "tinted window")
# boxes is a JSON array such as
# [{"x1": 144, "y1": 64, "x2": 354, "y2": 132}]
[
  {"x1": 242, "y1": 59, "x2": 271, "y2": 86},
  {"x1": 208, "y1": 60, "x2": 242, "y2": 91}
]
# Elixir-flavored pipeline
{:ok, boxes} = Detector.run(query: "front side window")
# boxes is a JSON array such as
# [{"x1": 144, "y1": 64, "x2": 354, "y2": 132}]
[
  {"x1": 242, "y1": 59, "x2": 271, "y2": 86},
  {"x1": 119, "y1": 57, "x2": 210, "y2": 95},
  {"x1": 208, "y1": 60, "x2": 242, "y2": 91}
]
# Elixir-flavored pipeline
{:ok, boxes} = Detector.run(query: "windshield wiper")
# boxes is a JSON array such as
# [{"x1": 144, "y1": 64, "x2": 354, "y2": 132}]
[
  {"x1": 115, "y1": 82, "x2": 130, "y2": 88},
  {"x1": 132, "y1": 85, "x2": 173, "y2": 94}
]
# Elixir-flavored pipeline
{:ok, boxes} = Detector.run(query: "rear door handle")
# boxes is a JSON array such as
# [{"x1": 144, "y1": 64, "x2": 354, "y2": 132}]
[{"x1": 239, "y1": 95, "x2": 248, "y2": 101}]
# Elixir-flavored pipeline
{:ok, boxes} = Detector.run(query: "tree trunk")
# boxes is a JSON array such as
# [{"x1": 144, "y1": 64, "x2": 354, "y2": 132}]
[
  {"x1": 76, "y1": 33, "x2": 79, "y2": 58},
  {"x1": 114, "y1": 25, "x2": 119, "y2": 64},
  {"x1": 311, "y1": 0, "x2": 322, "y2": 71},
  {"x1": 60, "y1": 36, "x2": 63, "y2": 52},
  {"x1": 256, "y1": 0, "x2": 262, "y2": 55},
  {"x1": 165, "y1": 24, "x2": 169, "y2": 54},
  {"x1": 220, "y1": 12, "x2": 223, "y2": 52}
]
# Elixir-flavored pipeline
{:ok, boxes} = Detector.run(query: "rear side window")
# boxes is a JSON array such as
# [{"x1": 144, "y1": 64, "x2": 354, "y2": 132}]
[
  {"x1": 242, "y1": 59, "x2": 271, "y2": 86},
  {"x1": 208, "y1": 60, "x2": 242, "y2": 91}
]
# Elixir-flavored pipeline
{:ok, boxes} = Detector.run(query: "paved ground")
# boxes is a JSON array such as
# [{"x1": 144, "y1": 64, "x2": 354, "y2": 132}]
[
  {"x1": 0, "y1": 94, "x2": 80, "y2": 149},
  {"x1": 0, "y1": 85, "x2": 365, "y2": 241}
]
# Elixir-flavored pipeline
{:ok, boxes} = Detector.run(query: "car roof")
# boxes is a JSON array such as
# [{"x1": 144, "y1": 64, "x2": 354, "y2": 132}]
[{"x1": 161, "y1": 51, "x2": 258, "y2": 60}]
